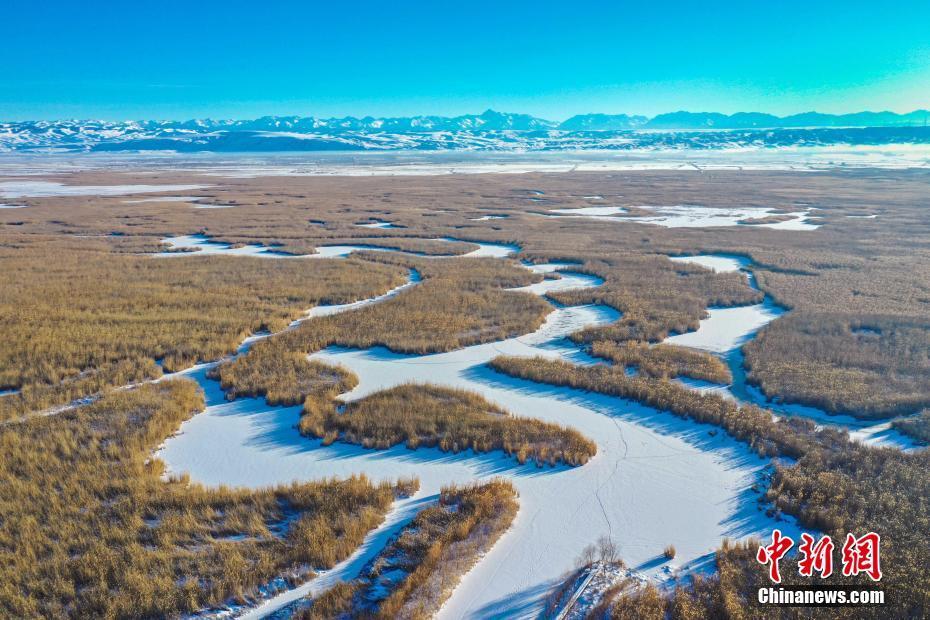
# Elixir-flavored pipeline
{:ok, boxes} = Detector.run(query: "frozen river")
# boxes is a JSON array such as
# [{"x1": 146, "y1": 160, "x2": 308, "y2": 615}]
[{"x1": 156, "y1": 242, "x2": 803, "y2": 618}]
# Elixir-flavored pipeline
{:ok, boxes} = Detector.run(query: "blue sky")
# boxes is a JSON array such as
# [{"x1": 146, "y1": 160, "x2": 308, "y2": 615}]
[{"x1": 3, "y1": 0, "x2": 928, "y2": 121}]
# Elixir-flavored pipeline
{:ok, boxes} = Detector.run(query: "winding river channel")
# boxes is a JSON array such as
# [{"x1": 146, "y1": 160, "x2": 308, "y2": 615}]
[{"x1": 148, "y1": 235, "x2": 911, "y2": 619}]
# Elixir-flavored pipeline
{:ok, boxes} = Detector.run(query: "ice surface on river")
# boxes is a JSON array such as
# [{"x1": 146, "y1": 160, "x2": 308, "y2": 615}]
[
  {"x1": 304, "y1": 270, "x2": 421, "y2": 318},
  {"x1": 665, "y1": 300, "x2": 784, "y2": 353},
  {"x1": 156, "y1": 234, "x2": 518, "y2": 260}
]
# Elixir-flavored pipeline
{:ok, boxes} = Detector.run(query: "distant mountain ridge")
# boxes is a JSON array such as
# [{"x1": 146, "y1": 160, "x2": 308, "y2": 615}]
[
  {"x1": 1, "y1": 109, "x2": 928, "y2": 152},
  {"x1": 642, "y1": 109, "x2": 930, "y2": 129}
]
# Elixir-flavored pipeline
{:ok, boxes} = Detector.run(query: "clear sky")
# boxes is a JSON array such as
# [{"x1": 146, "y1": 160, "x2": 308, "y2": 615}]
[{"x1": 3, "y1": 0, "x2": 928, "y2": 121}]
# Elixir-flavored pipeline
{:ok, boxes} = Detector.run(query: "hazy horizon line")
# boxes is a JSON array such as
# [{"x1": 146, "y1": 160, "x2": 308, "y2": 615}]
[{"x1": 5, "y1": 107, "x2": 930, "y2": 124}]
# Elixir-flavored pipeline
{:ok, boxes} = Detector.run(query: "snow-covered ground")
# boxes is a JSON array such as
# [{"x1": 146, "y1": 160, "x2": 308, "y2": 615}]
[
  {"x1": 548, "y1": 205, "x2": 819, "y2": 230},
  {"x1": 355, "y1": 220, "x2": 400, "y2": 229},
  {"x1": 668, "y1": 254, "x2": 751, "y2": 273},
  {"x1": 0, "y1": 180, "x2": 208, "y2": 198},
  {"x1": 158, "y1": 259, "x2": 801, "y2": 619},
  {"x1": 3, "y1": 145, "x2": 930, "y2": 179}
]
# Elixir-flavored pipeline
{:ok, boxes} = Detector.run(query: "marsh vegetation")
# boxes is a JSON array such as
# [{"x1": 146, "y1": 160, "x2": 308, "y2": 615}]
[
  {"x1": 0, "y1": 239, "x2": 406, "y2": 420},
  {"x1": 492, "y1": 355, "x2": 930, "y2": 617},
  {"x1": 300, "y1": 383, "x2": 597, "y2": 466},
  {"x1": 891, "y1": 409, "x2": 930, "y2": 445},
  {"x1": 0, "y1": 380, "x2": 406, "y2": 618},
  {"x1": 5, "y1": 167, "x2": 930, "y2": 617},
  {"x1": 295, "y1": 480, "x2": 518, "y2": 620},
  {"x1": 590, "y1": 340, "x2": 732, "y2": 384}
]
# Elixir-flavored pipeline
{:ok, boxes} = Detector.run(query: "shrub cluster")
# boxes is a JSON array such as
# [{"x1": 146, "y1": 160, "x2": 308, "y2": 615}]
[
  {"x1": 591, "y1": 340, "x2": 732, "y2": 384},
  {"x1": 209, "y1": 343, "x2": 358, "y2": 405},
  {"x1": 891, "y1": 409, "x2": 930, "y2": 445}
]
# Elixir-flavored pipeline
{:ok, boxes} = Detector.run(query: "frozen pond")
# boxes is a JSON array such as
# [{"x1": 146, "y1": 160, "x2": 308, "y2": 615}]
[
  {"x1": 0, "y1": 180, "x2": 208, "y2": 198},
  {"x1": 158, "y1": 261, "x2": 800, "y2": 619},
  {"x1": 668, "y1": 254, "x2": 751, "y2": 274},
  {"x1": 665, "y1": 300, "x2": 784, "y2": 354},
  {"x1": 355, "y1": 220, "x2": 401, "y2": 229},
  {"x1": 549, "y1": 205, "x2": 628, "y2": 218},
  {"x1": 549, "y1": 205, "x2": 819, "y2": 230}
]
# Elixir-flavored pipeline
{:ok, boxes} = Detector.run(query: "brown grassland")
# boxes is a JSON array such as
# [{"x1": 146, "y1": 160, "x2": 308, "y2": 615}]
[
  {"x1": 0, "y1": 380, "x2": 410, "y2": 619},
  {"x1": 209, "y1": 349, "x2": 359, "y2": 405},
  {"x1": 4, "y1": 167, "x2": 930, "y2": 617},
  {"x1": 6, "y1": 167, "x2": 930, "y2": 417},
  {"x1": 295, "y1": 479, "x2": 518, "y2": 620},
  {"x1": 590, "y1": 340, "x2": 732, "y2": 384},
  {"x1": 0, "y1": 236, "x2": 407, "y2": 420},
  {"x1": 299, "y1": 383, "x2": 597, "y2": 466}
]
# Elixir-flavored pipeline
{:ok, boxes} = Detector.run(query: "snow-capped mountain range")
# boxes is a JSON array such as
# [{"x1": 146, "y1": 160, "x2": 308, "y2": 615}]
[{"x1": 2, "y1": 109, "x2": 929, "y2": 153}]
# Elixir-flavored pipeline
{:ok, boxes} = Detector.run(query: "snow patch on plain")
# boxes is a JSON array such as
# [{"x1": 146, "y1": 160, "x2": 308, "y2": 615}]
[
  {"x1": 668, "y1": 254, "x2": 751, "y2": 273},
  {"x1": 550, "y1": 204, "x2": 819, "y2": 230},
  {"x1": 355, "y1": 220, "x2": 400, "y2": 229},
  {"x1": 0, "y1": 180, "x2": 208, "y2": 198}
]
